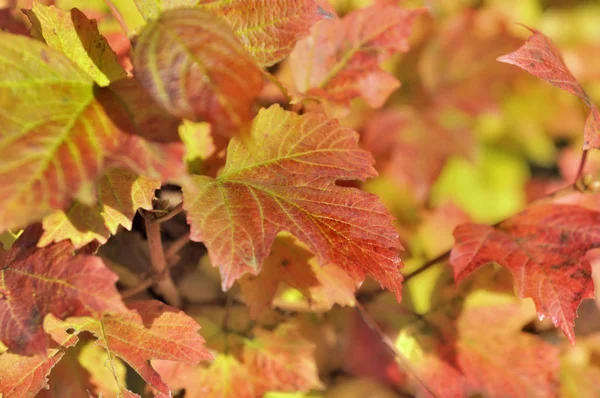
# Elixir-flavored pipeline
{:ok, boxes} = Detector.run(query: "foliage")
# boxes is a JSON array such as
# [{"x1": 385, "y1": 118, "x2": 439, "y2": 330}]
[{"x1": 1, "y1": 0, "x2": 600, "y2": 397}]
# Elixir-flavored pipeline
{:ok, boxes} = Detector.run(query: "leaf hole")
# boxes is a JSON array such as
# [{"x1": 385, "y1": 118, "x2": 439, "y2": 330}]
[{"x1": 66, "y1": 328, "x2": 75, "y2": 335}]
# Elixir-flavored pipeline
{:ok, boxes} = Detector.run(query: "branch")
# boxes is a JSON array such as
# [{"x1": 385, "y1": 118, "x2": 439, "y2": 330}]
[
  {"x1": 355, "y1": 302, "x2": 439, "y2": 398},
  {"x1": 145, "y1": 202, "x2": 184, "y2": 224},
  {"x1": 144, "y1": 216, "x2": 182, "y2": 307}
]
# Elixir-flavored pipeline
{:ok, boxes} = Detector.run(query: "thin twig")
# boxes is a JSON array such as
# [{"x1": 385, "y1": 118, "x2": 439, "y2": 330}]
[
  {"x1": 165, "y1": 232, "x2": 191, "y2": 264},
  {"x1": 145, "y1": 217, "x2": 182, "y2": 307},
  {"x1": 121, "y1": 278, "x2": 154, "y2": 299},
  {"x1": 355, "y1": 302, "x2": 439, "y2": 398},
  {"x1": 147, "y1": 202, "x2": 184, "y2": 224},
  {"x1": 403, "y1": 251, "x2": 450, "y2": 283},
  {"x1": 575, "y1": 149, "x2": 589, "y2": 183}
]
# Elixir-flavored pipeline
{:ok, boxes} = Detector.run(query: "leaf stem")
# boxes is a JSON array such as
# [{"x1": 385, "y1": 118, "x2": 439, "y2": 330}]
[{"x1": 144, "y1": 217, "x2": 182, "y2": 307}]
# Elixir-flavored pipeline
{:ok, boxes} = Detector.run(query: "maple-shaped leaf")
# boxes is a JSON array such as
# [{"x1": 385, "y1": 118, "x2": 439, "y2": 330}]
[
  {"x1": 0, "y1": 225, "x2": 126, "y2": 355},
  {"x1": 498, "y1": 28, "x2": 600, "y2": 149},
  {"x1": 154, "y1": 355, "x2": 256, "y2": 398},
  {"x1": 239, "y1": 233, "x2": 356, "y2": 317},
  {"x1": 289, "y1": 4, "x2": 424, "y2": 109},
  {"x1": 243, "y1": 323, "x2": 323, "y2": 395},
  {"x1": 44, "y1": 300, "x2": 213, "y2": 396},
  {"x1": 24, "y1": 3, "x2": 127, "y2": 86},
  {"x1": 451, "y1": 204, "x2": 600, "y2": 343},
  {"x1": 132, "y1": 7, "x2": 263, "y2": 137},
  {"x1": 183, "y1": 105, "x2": 403, "y2": 300},
  {"x1": 134, "y1": 0, "x2": 328, "y2": 67},
  {"x1": 39, "y1": 168, "x2": 160, "y2": 249},
  {"x1": 0, "y1": 32, "x2": 186, "y2": 231}
]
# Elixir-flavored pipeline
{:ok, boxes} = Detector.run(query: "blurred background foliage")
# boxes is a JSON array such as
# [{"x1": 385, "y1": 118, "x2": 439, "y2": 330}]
[{"x1": 2, "y1": 0, "x2": 600, "y2": 397}]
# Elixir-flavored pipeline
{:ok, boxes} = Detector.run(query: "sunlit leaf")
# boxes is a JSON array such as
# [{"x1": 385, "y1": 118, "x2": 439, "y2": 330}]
[{"x1": 183, "y1": 105, "x2": 403, "y2": 300}]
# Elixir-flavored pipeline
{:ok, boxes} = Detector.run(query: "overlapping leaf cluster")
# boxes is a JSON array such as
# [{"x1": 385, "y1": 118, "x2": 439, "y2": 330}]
[{"x1": 1, "y1": 0, "x2": 600, "y2": 397}]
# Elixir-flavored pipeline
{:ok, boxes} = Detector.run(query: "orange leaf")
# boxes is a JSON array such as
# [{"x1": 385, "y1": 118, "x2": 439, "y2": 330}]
[
  {"x1": 183, "y1": 105, "x2": 403, "y2": 300},
  {"x1": 243, "y1": 323, "x2": 324, "y2": 395},
  {"x1": 44, "y1": 300, "x2": 213, "y2": 396}
]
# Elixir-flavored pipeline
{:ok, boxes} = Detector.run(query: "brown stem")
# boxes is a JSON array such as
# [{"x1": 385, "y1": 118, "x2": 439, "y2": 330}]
[
  {"x1": 575, "y1": 149, "x2": 589, "y2": 183},
  {"x1": 145, "y1": 218, "x2": 182, "y2": 307},
  {"x1": 103, "y1": 0, "x2": 130, "y2": 36},
  {"x1": 355, "y1": 302, "x2": 439, "y2": 398},
  {"x1": 149, "y1": 202, "x2": 184, "y2": 224},
  {"x1": 165, "y1": 232, "x2": 191, "y2": 264}
]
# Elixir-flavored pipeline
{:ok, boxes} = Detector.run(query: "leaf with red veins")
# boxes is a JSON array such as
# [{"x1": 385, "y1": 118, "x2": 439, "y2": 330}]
[
  {"x1": 183, "y1": 105, "x2": 403, "y2": 300},
  {"x1": 450, "y1": 204, "x2": 600, "y2": 343},
  {"x1": 39, "y1": 168, "x2": 160, "y2": 249},
  {"x1": 44, "y1": 300, "x2": 213, "y2": 396},
  {"x1": 134, "y1": 0, "x2": 329, "y2": 67},
  {"x1": 154, "y1": 356, "x2": 256, "y2": 398},
  {"x1": 290, "y1": 5, "x2": 425, "y2": 109},
  {"x1": 132, "y1": 8, "x2": 264, "y2": 138},
  {"x1": 243, "y1": 323, "x2": 324, "y2": 395},
  {"x1": 498, "y1": 28, "x2": 600, "y2": 149},
  {"x1": 239, "y1": 233, "x2": 356, "y2": 317},
  {"x1": 197, "y1": 0, "x2": 331, "y2": 67},
  {"x1": 0, "y1": 225, "x2": 126, "y2": 355},
  {"x1": 24, "y1": 3, "x2": 127, "y2": 86}
]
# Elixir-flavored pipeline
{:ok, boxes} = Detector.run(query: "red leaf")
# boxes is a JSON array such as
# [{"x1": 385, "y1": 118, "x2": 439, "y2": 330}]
[
  {"x1": 45, "y1": 300, "x2": 213, "y2": 396},
  {"x1": 0, "y1": 226, "x2": 126, "y2": 355},
  {"x1": 290, "y1": 4, "x2": 425, "y2": 109},
  {"x1": 498, "y1": 28, "x2": 600, "y2": 149},
  {"x1": 132, "y1": 8, "x2": 264, "y2": 138},
  {"x1": 450, "y1": 204, "x2": 600, "y2": 342},
  {"x1": 0, "y1": 348, "x2": 65, "y2": 397},
  {"x1": 197, "y1": 0, "x2": 331, "y2": 67},
  {"x1": 183, "y1": 105, "x2": 403, "y2": 300}
]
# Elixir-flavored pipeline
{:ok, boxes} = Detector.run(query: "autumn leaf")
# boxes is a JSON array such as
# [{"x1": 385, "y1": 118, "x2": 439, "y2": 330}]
[
  {"x1": 24, "y1": 3, "x2": 127, "y2": 86},
  {"x1": 450, "y1": 204, "x2": 600, "y2": 343},
  {"x1": 395, "y1": 268, "x2": 559, "y2": 397},
  {"x1": 243, "y1": 323, "x2": 323, "y2": 395},
  {"x1": 197, "y1": 0, "x2": 330, "y2": 67},
  {"x1": 132, "y1": 7, "x2": 264, "y2": 137},
  {"x1": 44, "y1": 300, "x2": 213, "y2": 396},
  {"x1": 498, "y1": 28, "x2": 600, "y2": 149},
  {"x1": 290, "y1": 4, "x2": 425, "y2": 109},
  {"x1": 0, "y1": 347, "x2": 65, "y2": 398},
  {"x1": 0, "y1": 225, "x2": 126, "y2": 355},
  {"x1": 133, "y1": 0, "x2": 328, "y2": 67},
  {"x1": 155, "y1": 355, "x2": 256, "y2": 398},
  {"x1": 0, "y1": 32, "x2": 185, "y2": 231},
  {"x1": 419, "y1": 9, "x2": 522, "y2": 114},
  {"x1": 239, "y1": 233, "x2": 356, "y2": 317},
  {"x1": 39, "y1": 168, "x2": 160, "y2": 249},
  {"x1": 183, "y1": 105, "x2": 403, "y2": 300}
]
